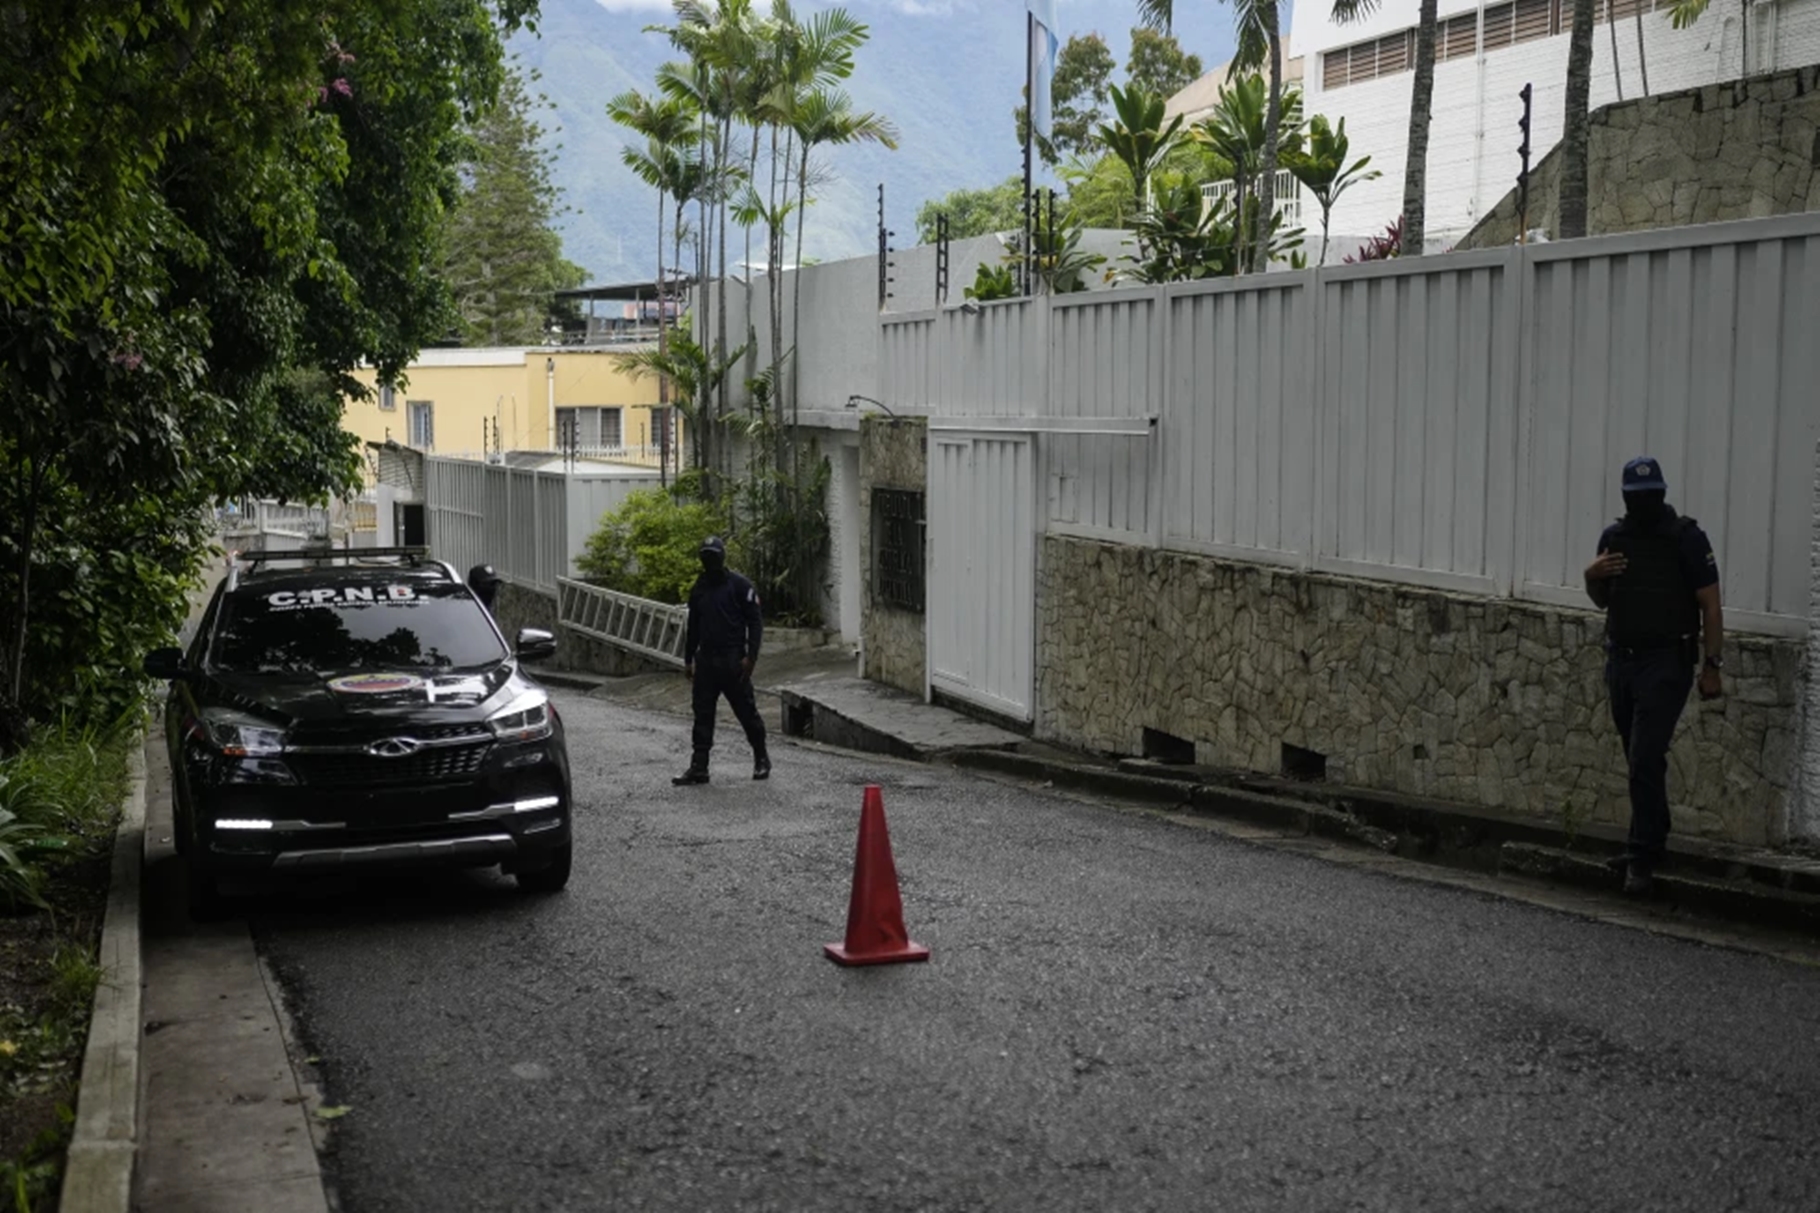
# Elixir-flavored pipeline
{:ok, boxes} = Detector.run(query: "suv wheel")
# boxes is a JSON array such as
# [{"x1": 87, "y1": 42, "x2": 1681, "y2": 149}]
[{"x1": 515, "y1": 843, "x2": 572, "y2": 894}]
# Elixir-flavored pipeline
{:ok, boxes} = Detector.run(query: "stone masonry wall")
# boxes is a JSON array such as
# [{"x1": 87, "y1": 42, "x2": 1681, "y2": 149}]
[
  {"x1": 1461, "y1": 64, "x2": 1820, "y2": 249},
  {"x1": 859, "y1": 416, "x2": 927, "y2": 696},
  {"x1": 1037, "y1": 536, "x2": 1805, "y2": 847}
]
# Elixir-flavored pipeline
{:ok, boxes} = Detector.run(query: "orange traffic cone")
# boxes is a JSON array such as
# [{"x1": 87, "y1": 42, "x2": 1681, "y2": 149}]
[{"x1": 824, "y1": 785, "x2": 930, "y2": 967}]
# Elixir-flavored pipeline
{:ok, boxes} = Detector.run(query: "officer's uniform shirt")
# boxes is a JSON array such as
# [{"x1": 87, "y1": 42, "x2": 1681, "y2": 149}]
[
  {"x1": 1594, "y1": 508, "x2": 1719, "y2": 592},
  {"x1": 1595, "y1": 506, "x2": 1718, "y2": 651},
  {"x1": 685, "y1": 572, "x2": 763, "y2": 663}
]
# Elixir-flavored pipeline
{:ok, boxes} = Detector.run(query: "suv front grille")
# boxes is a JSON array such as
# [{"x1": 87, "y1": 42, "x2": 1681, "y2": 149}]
[{"x1": 287, "y1": 724, "x2": 496, "y2": 787}]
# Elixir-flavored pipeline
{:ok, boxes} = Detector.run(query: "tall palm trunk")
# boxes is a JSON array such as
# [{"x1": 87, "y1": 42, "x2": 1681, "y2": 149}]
[
  {"x1": 1256, "y1": 12, "x2": 1283, "y2": 273},
  {"x1": 1607, "y1": 0, "x2": 1624, "y2": 101},
  {"x1": 655, "y1": 183, "x2": 668, "y2": 463},
  {"x1": 1634, "y1": 10, "x2": 1650, "y2": 95},
  {"x1": 1560, "y1": 0, "x2": 1596, "y2": 239},
  {"x1": 715, "y1": 112, "x2": 732, "y2": 496},
  {"x1": 1401, "y1": 0, "x2": 1439, "y2": 255}
]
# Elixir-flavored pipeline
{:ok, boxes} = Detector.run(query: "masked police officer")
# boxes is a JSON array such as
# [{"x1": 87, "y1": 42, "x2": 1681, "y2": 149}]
[
  {"x1": 1583, "y1": 456, "x2": 1724, "y2": 895},
  {"x1": 674, "y1": 536, "x2": 771, "y2": 785}
]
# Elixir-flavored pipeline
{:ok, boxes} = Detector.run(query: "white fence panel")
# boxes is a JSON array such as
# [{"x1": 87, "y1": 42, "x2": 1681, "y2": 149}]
[
  {"x1": 1317, "y1": 250, "x2": 1520, "y2": 592},
  {"x1": 425, "y1": 459, "x2": 487, "y2": 578},
  {"x1": 929, "y1": 432, "x2": 1037, "y2": 720},
  {"x1": 1044, "y1": 289, "x2": 1162, "y2": 538},
  {"x1": 939, "y1": 298, "x2": 1041, "y2": 417},
  {"x1": 879, "y1": 313, "x2": 936, "y2": 411},
  {"x1": 1519, "y1": 219, "x2": 1820, "y2": 627},
  {"x1": 1162, "y1": 275, "x2": 1317, "y2": 563}
]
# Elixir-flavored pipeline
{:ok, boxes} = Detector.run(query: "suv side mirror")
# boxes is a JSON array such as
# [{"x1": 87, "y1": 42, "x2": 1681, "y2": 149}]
[
  {"x1": 515, "y1": 628, "x2": 556, "y2": 662},
  {"x1": 144, "y1": 647, "x2": 187, "y2": 681}
]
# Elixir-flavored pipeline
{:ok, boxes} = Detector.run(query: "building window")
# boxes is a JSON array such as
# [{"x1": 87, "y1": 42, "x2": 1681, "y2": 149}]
[
  {"x1": 1320, "y1": 0, "x2": 1668, "y2": 90},
  {"x1": 408, "y1": 400, "x2": 434, "y2": 450},
  {"x1": 871, "y1": 488, "x2": 925, "y2": 614},
  {"x1": 555, "y1": 406, "x2": 625, "y2": 451},
  {"x1": 378, "y1": 384, "x2": 397, "y2": 411}
]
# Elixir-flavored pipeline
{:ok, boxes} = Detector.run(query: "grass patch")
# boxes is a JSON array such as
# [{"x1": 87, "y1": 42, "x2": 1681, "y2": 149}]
[{"x1": 0, "y1": 719, "x2": 135, "y2": 1212}]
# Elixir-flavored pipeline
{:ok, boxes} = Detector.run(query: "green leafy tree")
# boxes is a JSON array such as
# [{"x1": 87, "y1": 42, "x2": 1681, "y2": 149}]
[
  {"x1": 443, "y1": 63, "x2": 586, "y2": 345},
  {"x1": 1117, "y1": 182, "x2": 1238, "y2": 283},
  {"x1": 0, "y1": 0, "x2": 540, "y2": 747},
  {"x1": 1282, "y1": 114, "x2": 1380, "y2": 264},
  {"x1": 1059, "y1": 154, "x2": 1140, "y2": 230},
  {"x1": 1125, "y1": 26, "x2": 1204, "y2": 102},
  {"x1": 916, "y1": 178, "x2": 1028, "y2": 243},
  {"x1": 1015, "y1": 32, "x2": 1119, "y2": 165},
  {"x1": 1192, "y1": 73, "x2": 1305, "y2": 271}
]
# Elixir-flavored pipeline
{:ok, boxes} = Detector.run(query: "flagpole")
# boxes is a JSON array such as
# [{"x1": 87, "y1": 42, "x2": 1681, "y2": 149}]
[{"x1": 1023, "y1": 8, "x2": 1034, "y2": 297}]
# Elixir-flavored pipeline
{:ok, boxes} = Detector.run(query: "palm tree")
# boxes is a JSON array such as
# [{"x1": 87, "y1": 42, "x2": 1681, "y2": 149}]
[
  {"x1": 1330, "y1": 0, "x2": 1436, "y2": 256},
  {"x1": 1560, "y1": 0, "x2": 1596, "y2": 239},
  {"x1": 608, "y1": 90, "x2": 698, "y2": 472},
  {"x1": 614, "y1": 330, "x2": 750, "y2": 474},
  {"x1": 1139, "y1": 0, "x2": 1286, "y2": 272},
  {"x1": 786, "y1": 88, "x2": 897, "y2": 431},
  {"x1": 1099, "y1": 83, "x2": 1184, "y2": 217}
]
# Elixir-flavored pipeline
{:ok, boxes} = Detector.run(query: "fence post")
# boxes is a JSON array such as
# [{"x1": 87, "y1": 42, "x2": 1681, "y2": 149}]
[{"x1": 1307, "y1": 261, "x2": 1328, "y2": 574}]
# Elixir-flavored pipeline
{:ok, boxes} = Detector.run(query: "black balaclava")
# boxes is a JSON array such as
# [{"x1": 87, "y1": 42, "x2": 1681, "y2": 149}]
[
  {"x1": 699, "y1": 537, "x2": 728, "y2": 583},
  {"x1": 1624, "y1": 489, "x2": 1668, "y2": 527}
]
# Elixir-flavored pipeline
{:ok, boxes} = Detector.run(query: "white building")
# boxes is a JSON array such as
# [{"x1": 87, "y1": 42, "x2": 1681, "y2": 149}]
[{"x1": 1286, "y1": 0, "x2": 1820, "y2": 254}]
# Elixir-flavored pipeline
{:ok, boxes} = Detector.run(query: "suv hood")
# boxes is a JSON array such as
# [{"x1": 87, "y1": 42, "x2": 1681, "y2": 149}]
[{"x1": 208, "y1": 663, "x2": 520, "y2": 727}]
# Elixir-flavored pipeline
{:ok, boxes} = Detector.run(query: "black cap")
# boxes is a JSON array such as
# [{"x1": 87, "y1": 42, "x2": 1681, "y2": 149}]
[
  {"x1": 467, "y1": 563, "x2": 502, "y2": 585},
  {"x1": 699, "y1": 536, "x2": 726, "y2": 557}
]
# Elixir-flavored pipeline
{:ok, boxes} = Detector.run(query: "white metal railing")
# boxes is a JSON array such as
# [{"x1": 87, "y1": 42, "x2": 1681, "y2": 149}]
[
  {"x1": 556, "y1": 578, "x2": 687, "y2": 668},
  {"x1": 1202, "y1": 170, "x2": 1303, "y2": 226}
]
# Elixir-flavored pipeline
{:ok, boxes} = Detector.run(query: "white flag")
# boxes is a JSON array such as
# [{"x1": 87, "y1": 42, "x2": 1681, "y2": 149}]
[{"x1": 1028, "y1": 0, "x2": 1058, "y2": 142}]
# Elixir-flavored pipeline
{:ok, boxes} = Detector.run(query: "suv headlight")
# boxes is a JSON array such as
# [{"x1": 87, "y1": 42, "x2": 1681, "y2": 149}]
[
  {"x1": 489, "y1": 693, "x2": 553, "y2": 744},
  {"x1": 201, "y1": 710, "x2": 287, "y2": 758}
]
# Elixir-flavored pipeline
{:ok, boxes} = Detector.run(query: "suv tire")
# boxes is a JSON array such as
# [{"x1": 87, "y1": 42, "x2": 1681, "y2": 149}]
[{"x1": 515, "y1": 843, "x2": 572, "y2": 894}]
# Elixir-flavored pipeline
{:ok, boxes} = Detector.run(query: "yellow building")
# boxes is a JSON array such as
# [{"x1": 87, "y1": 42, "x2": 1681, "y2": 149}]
[{"x1": 345, "y1": 346, "x2": 679, "y2": 467}]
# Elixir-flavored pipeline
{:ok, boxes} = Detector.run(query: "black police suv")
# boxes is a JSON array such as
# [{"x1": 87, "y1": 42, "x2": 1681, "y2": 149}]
[{"x1": 144, "y1": 547, "x2": 573, "y2": 917}]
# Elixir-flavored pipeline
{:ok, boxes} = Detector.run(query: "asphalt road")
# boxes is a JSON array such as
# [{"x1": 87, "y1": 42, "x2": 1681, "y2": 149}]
[{"x1": 251, "y1": 688, "x2": 1820, "y2": 1213}]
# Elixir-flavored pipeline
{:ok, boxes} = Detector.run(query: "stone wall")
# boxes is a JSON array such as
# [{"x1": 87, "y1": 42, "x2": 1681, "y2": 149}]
[
  {"x1": 859, "y1": 415, "x2": 927, "y2": 696},
  {"x1": 1037, "y1": 536, "x2": 1804, "y2": 847},
  {"x1": 1460, "y1": 64, "x2": 1820, "y2": 249}
]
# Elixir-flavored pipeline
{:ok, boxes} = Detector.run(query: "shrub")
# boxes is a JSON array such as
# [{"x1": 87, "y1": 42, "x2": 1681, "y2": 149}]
[
  {"x1": 575, "y1": 480, "x2": 725, "y2": 605},
  {"x1": 0, "y1": 717, "x2": 132, "y2": 912}
]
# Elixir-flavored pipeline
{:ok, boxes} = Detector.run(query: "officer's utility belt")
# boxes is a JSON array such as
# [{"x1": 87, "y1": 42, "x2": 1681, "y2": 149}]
[{"x1": 1609, "y1": 635, "x2": 1696, "y2": 662}]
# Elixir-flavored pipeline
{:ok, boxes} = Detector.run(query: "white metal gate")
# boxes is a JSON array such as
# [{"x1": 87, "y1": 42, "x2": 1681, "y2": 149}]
[{"x1": 928, "y1": 432, "x2": 1036, "y2": 721}]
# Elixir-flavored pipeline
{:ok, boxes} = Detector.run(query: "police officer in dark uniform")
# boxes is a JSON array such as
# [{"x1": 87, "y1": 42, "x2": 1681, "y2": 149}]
[
  {"x1": 673, "y1": 536, "x2": 771, "y2": 785},
  {"x1": 1583, "y1": 456, "x2": 1724, "y2": 895},
  {"x1": 467, "y1": 564, "x2": 503, "y2": 614}
]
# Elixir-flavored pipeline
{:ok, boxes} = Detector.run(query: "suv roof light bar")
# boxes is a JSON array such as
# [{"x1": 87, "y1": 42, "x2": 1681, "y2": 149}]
[{"x1": 237, "y1": 546, "x2": 431, "y2": 566}]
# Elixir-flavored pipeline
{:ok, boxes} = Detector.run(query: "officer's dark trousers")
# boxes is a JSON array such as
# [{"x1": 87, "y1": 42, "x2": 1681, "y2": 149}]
[
  {"x1": 690, "y1": 650, "x2": 767, "y2": 766},
  {"x1": 1604, "y1": 647, "x2": 1694, "y2": 859}
]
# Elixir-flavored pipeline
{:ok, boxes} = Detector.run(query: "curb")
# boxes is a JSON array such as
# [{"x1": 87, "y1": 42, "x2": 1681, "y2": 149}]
[
  {"x1": 947, "y1": 746, "x2": 1820, "y2": 936},
  {"x1": 59, "y1": 741, "x2": 147, "y2": 1213}
]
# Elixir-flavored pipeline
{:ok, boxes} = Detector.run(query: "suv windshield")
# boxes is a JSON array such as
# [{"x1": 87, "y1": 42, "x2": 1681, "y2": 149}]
[{"x1": 211, "y1": 581, "x2": 507, "y2": 674}]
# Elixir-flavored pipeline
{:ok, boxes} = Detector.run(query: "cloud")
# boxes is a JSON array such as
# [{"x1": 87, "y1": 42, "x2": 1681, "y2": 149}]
[{"x1": 591, "y1": 0, "x2": 676, "y2": 11}]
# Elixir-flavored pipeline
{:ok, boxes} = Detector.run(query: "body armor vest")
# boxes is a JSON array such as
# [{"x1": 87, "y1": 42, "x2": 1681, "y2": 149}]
[{"x1": 1605, "y1": 515, "x2": 1698, "y2": 647}]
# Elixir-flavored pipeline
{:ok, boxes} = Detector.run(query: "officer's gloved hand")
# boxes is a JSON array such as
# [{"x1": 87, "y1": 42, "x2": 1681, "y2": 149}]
[{"x1": 740, "y1": 657, "x2": 753, "y2": 678}]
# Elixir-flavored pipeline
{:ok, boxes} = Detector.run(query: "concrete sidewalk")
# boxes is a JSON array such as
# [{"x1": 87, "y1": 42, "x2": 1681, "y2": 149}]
[{"x1": 134, "y1": 739, "x2": 331, "y2": 1213}]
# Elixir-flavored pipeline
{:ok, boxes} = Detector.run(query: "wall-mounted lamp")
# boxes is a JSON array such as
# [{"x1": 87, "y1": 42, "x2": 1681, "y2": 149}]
[
  {"x1": 846, "y1": 393, "x2": 897, "y2": 417},
  {"x1": 959, "y1": 300, "x2": 982, "y2": 316}
]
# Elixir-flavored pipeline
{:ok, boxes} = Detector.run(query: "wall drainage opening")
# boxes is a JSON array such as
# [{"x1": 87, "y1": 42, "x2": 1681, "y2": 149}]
[
  {"x1": 1142, "y1": 727, "x2": 1196, "y2": 766},
  {"x1": 1281, "y1": 742, "x2": 1328, "y2": 782}
]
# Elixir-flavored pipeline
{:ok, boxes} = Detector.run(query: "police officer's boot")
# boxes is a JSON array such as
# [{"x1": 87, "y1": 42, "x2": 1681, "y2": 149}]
[
  {"x1": 672, "y1": 753, "x2": 711, "y2": 786},
  {"x1": 752, "y1": 747, "x2": 771, "y2": 782}
]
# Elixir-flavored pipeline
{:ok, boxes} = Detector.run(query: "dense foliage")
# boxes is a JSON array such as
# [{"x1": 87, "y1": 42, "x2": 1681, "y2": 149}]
[{"x1": 0, "y1": 1, "x2": 540, "y2": 747}]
